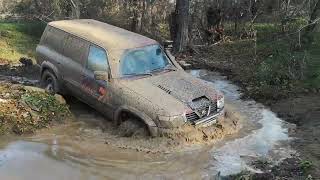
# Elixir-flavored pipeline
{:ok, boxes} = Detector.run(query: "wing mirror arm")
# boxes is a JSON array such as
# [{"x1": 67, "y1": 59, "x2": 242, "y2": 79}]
[{"x1": 163, "y1": 40, "x2": 183, "y2": 70}]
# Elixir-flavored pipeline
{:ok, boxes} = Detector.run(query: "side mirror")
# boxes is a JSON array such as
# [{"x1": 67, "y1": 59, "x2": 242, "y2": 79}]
[
  {"x1": 163, "y1": 40, "x2": 173, "y2": 50},
  {"x1": 94, "y1": 71, "x2": 109, "y2": 81}
]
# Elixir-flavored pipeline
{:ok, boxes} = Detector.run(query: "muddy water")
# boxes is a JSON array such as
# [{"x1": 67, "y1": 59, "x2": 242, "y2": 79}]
[
  {"x1": 0, "y1": 70, "x2": 294, "y2": 179},
  {"x1": 189, "y1": 70, "x2": 294, "y2": 176}
]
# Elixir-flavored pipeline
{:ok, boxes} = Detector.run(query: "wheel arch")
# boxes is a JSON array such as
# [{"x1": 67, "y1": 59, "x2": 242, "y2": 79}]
[
  {"x1": 40, "y1": 61, "x2": 67, "y2": 94},
  {"x1": 114, "y1": 106, "x2": 158, "y2": 136},
  {"x1": 40, "y1": 61, "x2": 61, "y2": 81}
]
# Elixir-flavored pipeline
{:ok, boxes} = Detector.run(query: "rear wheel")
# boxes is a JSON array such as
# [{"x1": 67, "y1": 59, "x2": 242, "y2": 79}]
[{"x1": 41, "y1": 70, "x2": 60, "y2": 94}]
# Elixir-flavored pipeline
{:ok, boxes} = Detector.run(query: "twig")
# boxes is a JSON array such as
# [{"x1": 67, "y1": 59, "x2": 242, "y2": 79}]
[
  {"x1": 33, "y1": 11, "x2": 55, "y2": 23},
  {"x1": 297, "y1": 17, "x2": 320, "y2": 46}
]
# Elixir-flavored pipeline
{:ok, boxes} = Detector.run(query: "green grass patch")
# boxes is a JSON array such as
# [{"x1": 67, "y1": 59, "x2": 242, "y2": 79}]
[{"x1": 0, "y1": 21, "x2": 45, "y2": 63}]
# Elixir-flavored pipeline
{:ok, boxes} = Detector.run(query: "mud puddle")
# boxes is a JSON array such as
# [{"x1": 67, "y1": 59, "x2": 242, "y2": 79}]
[{"x1": 0, "y1": 69, "x2": 294, "y2": 179}]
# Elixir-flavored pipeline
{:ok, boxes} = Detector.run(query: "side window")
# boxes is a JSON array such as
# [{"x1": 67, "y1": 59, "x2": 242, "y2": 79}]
[
  {"x1": 39, "y1": 25, "x2": 50, "y2": 45},
  {"x1": 45, "y1": 27, "x2": 67, "y2": 53},
  {"x1": 64, "y1": 36, "x2": 88, "y2": 65},
  {"x1": 87, "y1": 45, "x2": 109, "y2": 72}
]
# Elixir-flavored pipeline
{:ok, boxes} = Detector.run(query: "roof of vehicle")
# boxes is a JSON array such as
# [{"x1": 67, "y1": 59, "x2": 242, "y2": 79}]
[{"x1": 48, "y1": 19, "x2": 158, "y2": 50}]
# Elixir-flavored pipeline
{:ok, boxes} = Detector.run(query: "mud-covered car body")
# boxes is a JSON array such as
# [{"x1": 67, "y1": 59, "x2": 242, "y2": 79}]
[{"x1": 36, "y1": 19, "x2": 224, "y2": 136}]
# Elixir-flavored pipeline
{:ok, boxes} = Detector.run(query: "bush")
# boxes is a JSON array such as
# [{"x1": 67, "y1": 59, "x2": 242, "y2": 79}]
[
  {"x1": 14, "y1": 21, "x2": 47, "y2": 38},
  {"x1": 257, "y1": 48, "x2": 308, "y2": 86},
  {"x1": 255, "y1": 30, "x2": 320, "y2": 92}
]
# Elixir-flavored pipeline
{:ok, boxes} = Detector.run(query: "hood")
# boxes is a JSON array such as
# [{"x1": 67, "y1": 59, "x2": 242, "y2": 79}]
[{"x1": 119, "y1": 71, "x2": 219, "y2": 116}]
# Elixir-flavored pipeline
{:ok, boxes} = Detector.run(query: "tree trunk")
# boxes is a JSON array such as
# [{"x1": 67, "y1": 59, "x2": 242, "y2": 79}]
[
  {"x1": 173, "y1": 0, "x2": 190, "y2": 53},
  {"x1": 131, "y1": 0, "x2": 143, "y2": 32}
]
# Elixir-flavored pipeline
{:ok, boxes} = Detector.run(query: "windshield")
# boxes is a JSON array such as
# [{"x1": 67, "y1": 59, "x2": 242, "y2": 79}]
[{"x1": 120, "y1": 44, "x2": 172, "y2": 76}]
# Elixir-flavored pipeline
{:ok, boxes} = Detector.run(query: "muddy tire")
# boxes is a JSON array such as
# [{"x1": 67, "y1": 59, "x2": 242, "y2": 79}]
[
  {"x1": 41, "y1": 70, "x2": 60, "y2": 94},
  {"x1": 118, "y1": 118, "x2": 149, "y2": 137}
]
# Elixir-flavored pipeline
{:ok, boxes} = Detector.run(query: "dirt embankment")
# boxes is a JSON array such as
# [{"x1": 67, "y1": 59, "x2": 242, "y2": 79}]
[
  {"x1": 181, "y1": 45, "x2": 320, "y2": 178},
  {"x1": 0, "y1": 60, "x2": 71, "y2": 136},
  {"x1": 0, "y1": 82, "x2": 71, "y2": 135}
]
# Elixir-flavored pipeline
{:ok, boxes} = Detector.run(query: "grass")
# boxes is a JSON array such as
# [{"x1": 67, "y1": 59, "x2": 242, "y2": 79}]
[
  {"x1": 0, "y1": 21, "x2": 45, "y2": 63},
  {"x1": 255, "y1": 30, "x2": 320, "y2": 87}
]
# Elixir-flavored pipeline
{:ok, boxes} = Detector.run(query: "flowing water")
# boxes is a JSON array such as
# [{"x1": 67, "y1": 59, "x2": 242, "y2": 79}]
[{"x1": 0, "y1": 70, "x2": 294, "y2": 179}]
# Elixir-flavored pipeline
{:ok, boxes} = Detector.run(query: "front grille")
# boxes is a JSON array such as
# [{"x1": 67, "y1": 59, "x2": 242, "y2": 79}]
[
  {"x1": 186, "y1": 112, "x2": 199, "y2": 122},
  {"x1": 211, "y1": 101, "x2": 218, "y2": 113},
  {"x1": 186, "y1": 101, "x2": 218, "y2": 122}
]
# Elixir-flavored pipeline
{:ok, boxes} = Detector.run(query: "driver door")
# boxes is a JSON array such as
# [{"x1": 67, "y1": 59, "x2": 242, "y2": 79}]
[{"x1": 80, "y1": 45, "x2": 113, "y2": 118}]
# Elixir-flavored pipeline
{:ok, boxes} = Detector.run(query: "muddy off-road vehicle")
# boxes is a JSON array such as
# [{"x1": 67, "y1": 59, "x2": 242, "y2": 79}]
[{"x1": 36, "y1": 19, "x2": 225, "y2": 136}]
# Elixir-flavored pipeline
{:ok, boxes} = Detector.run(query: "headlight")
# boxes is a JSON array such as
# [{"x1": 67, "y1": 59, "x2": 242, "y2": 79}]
[
  {"x1": 217, "y1": 95, "x2": 224, "y2": 109},
  {"x1": 158, "y1": 115, "x2": 185, "y2": 128}
]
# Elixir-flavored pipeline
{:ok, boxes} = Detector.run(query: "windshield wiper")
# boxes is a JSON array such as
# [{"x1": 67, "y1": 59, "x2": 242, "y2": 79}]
[
  {"x1": 123, "y1": 73, "x2": 153, "y2": 77},
  {"x1": 151, "y1": 64, "x2": 177, "y2": 73}
]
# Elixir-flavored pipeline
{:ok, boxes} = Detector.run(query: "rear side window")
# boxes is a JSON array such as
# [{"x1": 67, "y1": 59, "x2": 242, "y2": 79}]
[
  {"x1": 87, "y1": 45, "x2": 109, "y2": 72},
  {"x1": 64, "y1": 35, "x2": 88, "y2": 64},
  {"x1": 43, "y1": 26, "x2": 67, "y2": 53},
  {"x1": 39, "y1": 25, "x2": 49, "y2": 45}
]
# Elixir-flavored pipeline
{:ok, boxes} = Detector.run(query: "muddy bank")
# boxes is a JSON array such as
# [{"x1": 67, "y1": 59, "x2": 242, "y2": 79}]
[
  {"x1": 0, "y1": 82, "x2": 71, "y2": 135},
  {"x1": 0, "y1": 59, "x2": 71, "y2": 136},
  {"x1": 225, "y1": 157, "x2": 310, "y2": 180},
  {"x1": 0, "y1": 58, "x2": 39, "y2": 81},
  {"x1": 272, "y1": 95, "x2": 320, "y2": 178}
]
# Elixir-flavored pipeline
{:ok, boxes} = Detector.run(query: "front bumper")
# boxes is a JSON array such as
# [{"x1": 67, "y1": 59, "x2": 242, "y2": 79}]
[
  {"x1": 193, "y1": 108, "x2": 225, "y2": 127},
  {"x1": 156, "y1": 109, "x2": 224, "y2": 136},
  {"x1": 158, "y1": 108, "x2": 225, "y2": 128}
]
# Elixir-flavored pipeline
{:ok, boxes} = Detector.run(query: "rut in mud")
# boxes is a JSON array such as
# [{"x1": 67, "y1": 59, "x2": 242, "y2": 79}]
[{"x1": 0, "y1": 64, "x2": 295, "y2": 179}]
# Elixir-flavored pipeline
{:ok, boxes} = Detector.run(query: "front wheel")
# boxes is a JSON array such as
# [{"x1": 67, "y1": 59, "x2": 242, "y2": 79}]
[
  {"x1": 41, "y1": 70, "x2": 60, "y2": 94},
  {"x1": 118, "y1": 118, "x2": 149, "y2": 137}
]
